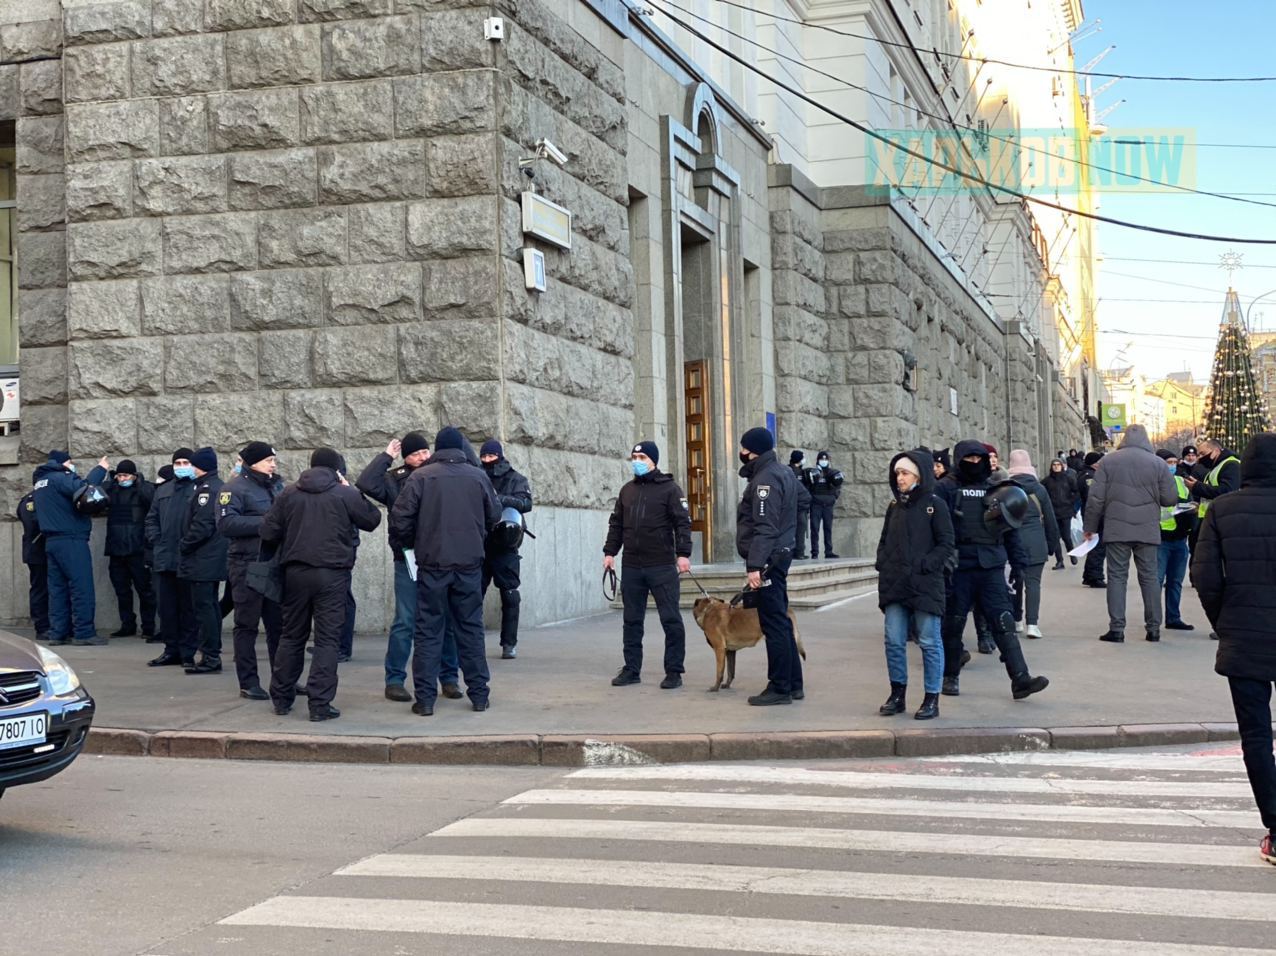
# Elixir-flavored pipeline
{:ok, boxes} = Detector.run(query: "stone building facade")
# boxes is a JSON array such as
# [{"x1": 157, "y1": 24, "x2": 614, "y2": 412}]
[{"x1": 0, "y1": 0, "x2": 1086, "y2": 631}]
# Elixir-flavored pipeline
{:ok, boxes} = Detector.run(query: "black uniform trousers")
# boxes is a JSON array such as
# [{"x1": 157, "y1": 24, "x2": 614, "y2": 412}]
[
  {"x1": 619, "y1": 563, "x2": 685, "y2": 678},
  {"x1": 271, "y1": 565, "x2": 349, "y2": 711},
  {"x1": 794, "y1": 507, "x2": 811, "y2": 558},
  {"x1": 943, "y1": 566, "x2": 1028, "y2": 679},
  {"x1": 482, "y1": 550, "x2": 521, "y2": 647},
  {"x1": 228, "y1": 557, "x2": 282, "y2": 690},
  {"x1": 155, "y1": 570, "x2": 198, "y2": 662},
  {"x1": 188, "y1": 580, "x2": 223, "y2": 663},
  {"x1": 1229, "y1": 677, "x2": 1276, "y2": 834},
  {"x1": 108, "y1": 553, "x2": 155, "y2": 634},
  {"x1": 412, "y1": 566, "x2": 490, "y2": 708},
  {"x1": 757, "y1": 559, "x2": 803, "y2": 696},
  {"x1": 340, "y1": 587, "x2": 356, "y2": 657},
  {"x1": 26, "y1": 562, "x2": 49, "y2": 635},
  {"x1": 810, "y1": 499, "x2": 835, "y2": 556},
  {"x1": 1083, "y1": 539, "x2": 1107, "y2": 583}
]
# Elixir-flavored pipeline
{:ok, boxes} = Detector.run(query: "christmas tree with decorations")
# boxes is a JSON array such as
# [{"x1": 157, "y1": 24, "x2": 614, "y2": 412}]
[{"x1": 1202, "y1": 287, "x2": 1272, "y2": 449}]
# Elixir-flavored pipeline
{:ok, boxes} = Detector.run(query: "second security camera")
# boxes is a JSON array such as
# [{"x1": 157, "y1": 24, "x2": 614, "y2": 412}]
[{"x1": 535, "y1": 138, "x2": 569, "y2": 167}]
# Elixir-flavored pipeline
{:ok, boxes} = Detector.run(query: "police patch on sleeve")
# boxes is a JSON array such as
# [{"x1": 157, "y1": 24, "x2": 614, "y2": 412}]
[
  {"x1": 25, "y1": 501, "x2": 33, "y2": 511},
  {"x1": 198, "y1": 493, "x2": 209, "y2": 507},
  {"x1": 218, "y1": 491, "x2": 232, "y2": 506},
  {"x1": 680, "y1": 497, "x2": 689, "y2": 510},
  {"x1": 757, "y1": 486, "x2": 770, "y2": 499}
]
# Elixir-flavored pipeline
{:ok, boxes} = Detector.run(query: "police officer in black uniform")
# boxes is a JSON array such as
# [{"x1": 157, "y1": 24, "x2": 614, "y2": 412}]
[
  {"x1": 264, "y1": 447, "x2": 382, "y2": 721},
  {"x1": 789, "y1": 450, "x2": 812, "y2": 559},
  {"x1": 104, "y1": 459, "x2": 156, "y2": 639},
  {"x1": 479, "y1": 439, "x2": 532, "y2": 659},
  {"x1": 146, "y1": 449, "x2": 199, "y2": 667},
  {"x1": 217, "y1": 441, "x2": 284, "y2": 699},
  {"x1": 17, "y1": 474, "x2": 50, "y2": 642},
  {"x1": 390, "y1": 427, "x2": 501, "y2": 716},
  {"x1": 1079, "y1": 451, "x2": 1107, "y2": 587},
  {"x1": 737, "y1": 427, "x2": 802, "y2": 706},
  {"x1": 181, "y1": 447, "x2": 229, "y2": 674},
  {"x1": 936, "y1": 440, "x2": 1049, "y2": 700},
  {"x1": 806, "y1": 450, "x2": 844, "y2": 558},
  {"x1": 602, "y1": 440, "x2": 692, "y2": 689}
]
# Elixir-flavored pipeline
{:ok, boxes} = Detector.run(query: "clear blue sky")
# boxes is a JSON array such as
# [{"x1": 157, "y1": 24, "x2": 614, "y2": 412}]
[{"x1": 1085, "y1": 0, "x2": 1276, "y2": 383}]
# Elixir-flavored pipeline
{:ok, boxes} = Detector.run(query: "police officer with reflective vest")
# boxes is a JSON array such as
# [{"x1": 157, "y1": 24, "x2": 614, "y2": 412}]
[
  {"x1": 32, "y1": 449, "x2": 110, "y2": 646},
  {"x1": 1187, "y1": 438, "x2": 1240, "y2": 520},
  {"x1": 17, "y1": 474, "x2": 50, "y2": 642},
  {"x1": 479, "y1": 439, "x2": 532, "y2": 659},
  {"x1": 737, "y1": 427, "x2": 803, "y2": 706},
  {"x1": 147, "y1": 449, "x2": 200, "y2": 667},
  {"x1": 1156, "y1": 449, "x2": 1195, "y2": 632},
  {"x1": 180, "y1": 447, "x2": 229, "y2": 674},
  {"x1": 936, "y1": 440, "x2": 1049, "y2": 700},
  {"x1": 217, "y1": 441, "x2": 284, "y2": 699}
]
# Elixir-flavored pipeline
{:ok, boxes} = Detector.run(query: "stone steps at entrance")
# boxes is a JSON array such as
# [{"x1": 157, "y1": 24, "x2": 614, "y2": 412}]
[{"x1": 610, "y1": 558, "x2": 878, "y2": 610}]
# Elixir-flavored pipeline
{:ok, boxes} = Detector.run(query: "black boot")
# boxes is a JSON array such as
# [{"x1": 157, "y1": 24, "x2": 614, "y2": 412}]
[
  {"x1": 977, "y1": 633, "x2": 996, "y2": 654},
  {"x1": 111, "y1": 623, "x2": 137, "y2": 638},
  {"x1": 914, "y1": 692, "x2": 940, "y2": 720},
  {"x1": 941, "y1": 675, "x2": 959, "y2": 696},
  {"x1": 1011, "y1": 674, "x2": 1050, "y2": 700},
  {"x1": 878, "y1": 683, "x2": 906, "y2": 716}
]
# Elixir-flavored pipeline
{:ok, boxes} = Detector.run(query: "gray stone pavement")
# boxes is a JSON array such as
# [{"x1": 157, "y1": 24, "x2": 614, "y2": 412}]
[{"x1": 14, "y1": 562, "x2": 1236, "y2": 742}]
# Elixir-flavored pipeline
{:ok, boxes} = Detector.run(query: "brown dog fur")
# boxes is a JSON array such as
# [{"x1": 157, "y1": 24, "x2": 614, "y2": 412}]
[{"x1": 692, "y1": 596, "x2": 806, "y2": 692}]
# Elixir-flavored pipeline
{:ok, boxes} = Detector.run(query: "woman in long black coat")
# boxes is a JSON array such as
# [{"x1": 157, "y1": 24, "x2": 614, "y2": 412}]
[
  {"x1": 875, "y1": 449, "x2": 955, "y2": 721},
  {"x1": 1191, "y1": 432, "x2": 1276, "y2": 866},
  {"x1": 1043, "y1": 457, "x2": 1079, "y2": 567}
]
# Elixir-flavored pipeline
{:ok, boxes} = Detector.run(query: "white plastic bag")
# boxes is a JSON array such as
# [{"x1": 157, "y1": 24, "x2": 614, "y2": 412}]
[{"x1": 1069, "y1": 513, "x2": 1083, "y2": 548}]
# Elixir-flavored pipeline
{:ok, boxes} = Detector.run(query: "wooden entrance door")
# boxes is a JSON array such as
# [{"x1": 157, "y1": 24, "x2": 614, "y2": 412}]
[{"x1": 684, "y1": 360, "x2": 711, "y2": 538}]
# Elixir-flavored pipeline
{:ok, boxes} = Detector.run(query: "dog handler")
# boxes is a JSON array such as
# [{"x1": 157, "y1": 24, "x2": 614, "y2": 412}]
[{"x1": 736, "y1": 426, "x2": 802, "y2": 706}]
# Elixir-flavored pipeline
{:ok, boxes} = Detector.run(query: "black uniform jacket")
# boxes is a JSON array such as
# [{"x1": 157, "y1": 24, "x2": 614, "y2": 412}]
[
  {"x1": 1191, "y1": 435, "x2": 1276, "y2": 681},
  {"x1": 18, "y1": 490, "x2": 45, "y2": 565},
  {"x1": 875, "y1": 450, "x2": 955, "y2": 616},
  {"x1": 603, "y1": 469, "x2": 692, "y2": 568},
  {"x1": 105, "y1": 478, "x2": 155, "y2": 558},
  {"x1": 389, "y1": 449, "x2": 500, "y2": 571},
  {"x1": 936, "y1": 440, "x2": 1030, "y2": 571},
  {"x1": 146, "y1": 476, "x2": 196, "y2": 574},
  {"x1": 356, "y1": 451, "x2": 421, "y2": 560},
  {"x1": 486, "y1": 458, "x2": 533, "y2": 513},
  {"x1": 262, "y1": 466, "x2": 382, "y2": 570},
  {"x1": 736, "y1": 449, "x2": 797, "y2": 571},
  {"x1": 179, "y1": 471, "x2": 229, "y2": 582},
  {"x1": 217, "y1": 469, "x2": 285, "y2": 562}
]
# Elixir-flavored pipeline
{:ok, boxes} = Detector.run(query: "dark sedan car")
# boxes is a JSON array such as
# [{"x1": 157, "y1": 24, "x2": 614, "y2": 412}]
[{"x1": 0, "y1": 631, "x2": 95, "y2": 799}]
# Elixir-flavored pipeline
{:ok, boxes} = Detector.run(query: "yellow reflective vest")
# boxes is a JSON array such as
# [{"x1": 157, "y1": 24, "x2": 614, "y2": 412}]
[{"x1": 1197, "y1": 455, "x2": 1239, "y2": 518}]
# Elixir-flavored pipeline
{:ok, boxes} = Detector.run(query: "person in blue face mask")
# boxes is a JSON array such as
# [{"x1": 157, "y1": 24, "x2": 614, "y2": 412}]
[
  {"x1": 601, "y1": 441, "x2": 692, "y2": 689},
  {"x1": 1156, "y1": 449, "x2": 1196, "y2": 632},
  {"x1": 145, "y1": 448, "x2": 200, "y2": 667}
]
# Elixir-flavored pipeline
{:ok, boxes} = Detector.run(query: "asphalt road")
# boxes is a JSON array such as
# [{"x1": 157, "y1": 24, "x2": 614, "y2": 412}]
[{"x1": 3, "y1": 743, "x2": 1272, "y2": 954}]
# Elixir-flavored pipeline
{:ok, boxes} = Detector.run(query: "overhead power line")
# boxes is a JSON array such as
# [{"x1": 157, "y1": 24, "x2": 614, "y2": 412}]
[
  {"x1": 648, "y1": 1, "x2": 1276, "y2": 245},
  {"x1": 659, "y1": 0, "x2": 1276, "y2": 211},
  {"x1": 1102, "y1": 256, "x2": 1276, "y2": 270},
  {"x1": 706, "y1": 0, "x2": 1276, "y2": 83}
]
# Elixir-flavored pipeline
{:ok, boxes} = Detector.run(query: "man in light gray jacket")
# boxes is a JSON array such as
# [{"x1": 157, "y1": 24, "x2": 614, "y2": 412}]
[{"x1": 1082, "y1": 424, "x2": 1178, "y2": 643}]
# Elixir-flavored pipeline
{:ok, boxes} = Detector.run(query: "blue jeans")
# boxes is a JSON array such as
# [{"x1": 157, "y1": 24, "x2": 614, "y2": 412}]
[
  {"x1": 387, "y1": 561, "x2": 458, "y2": 687},
  {"x1": 884, "y1": 604, "x2": 944, "y2": 694},
  {"x1": 1157, "y1": 538, "x2": 1189, "y2": 625}
]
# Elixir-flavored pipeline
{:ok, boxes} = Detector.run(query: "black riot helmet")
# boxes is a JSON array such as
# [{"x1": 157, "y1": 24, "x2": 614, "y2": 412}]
[
  {"x1": 74, "y1": 482, "x2": 110, "y2": 516},
  {"x1": 489, "y1": 506, "x2": 525, "y2": 552},
  {"x1": 983, "y1": 483, "x2": 1029, "y2": 531}
]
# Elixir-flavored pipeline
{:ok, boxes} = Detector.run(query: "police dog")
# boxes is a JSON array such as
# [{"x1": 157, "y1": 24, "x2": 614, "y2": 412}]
[{"x1": 692, "y1": 596, "x2": 805, "y2": 692}]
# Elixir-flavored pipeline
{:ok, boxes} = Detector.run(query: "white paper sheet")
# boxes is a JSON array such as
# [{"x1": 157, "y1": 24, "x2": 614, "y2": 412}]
[
  {"x1": 403, "y1": 550, "x2": 418, "y2": 581},
  {"x1": 1068, "y1": 535, "x2": 1099, "y2": 558}
]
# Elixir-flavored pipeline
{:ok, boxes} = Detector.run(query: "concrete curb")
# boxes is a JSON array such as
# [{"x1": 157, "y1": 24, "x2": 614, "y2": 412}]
[{"x1": 82, "y1": 721, "x2": 1241, "y2": 766}]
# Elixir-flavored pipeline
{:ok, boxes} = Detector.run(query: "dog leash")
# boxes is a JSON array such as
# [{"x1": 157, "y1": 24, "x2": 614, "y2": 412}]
[
  {"x1": 685, "y1": 569, "x2": 712, "y2": 598},
  {"x1": 602, "y1": 566, "x2": 618, "y2": 602}
]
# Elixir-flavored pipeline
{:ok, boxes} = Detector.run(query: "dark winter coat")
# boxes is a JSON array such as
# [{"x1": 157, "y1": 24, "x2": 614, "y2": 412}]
[
  {"x1": 1191, "y1": 450, "x2": 1241, "y2": 505},
  {"x1": 178, "y1": 471, "x2": 229, "y2": 582},
  {"x1": 936, "y1": 440, "x2": 1030, "y2": 571},
  {"x1": 356, "y1": 451, "x2": 421, "y2": 560},
  {"x1": 390, "y1": 449, "x2": 500, "y2": 571},
  {"x1": 1082, "y1": 425, "x2": 1178, "y2": 546},
  {"x1": 804, "y1": 452, "x2": 844, "y2": 502},
  {"x1": 484, "y1": 458, "x2": 533, "y2": 513},
  {"x1": 31, "y1": 460, "x2": 109, "y2": 538},
  {"x1": 1009, "y1": 472, "x2": 1061, "y2": 565},
  {"x1": 1191, "y1": 433, "x2": 1276, "y2": 681},
  {"x1": 790, "y1": 463, "x2": 812, "y2": 510},
  {"x1": 17, "y1": 489, "x2": 45, "y2": 565},
  {"x1": 737, "y1": 449, "x2": 798, "y2": 571},
  {"x1": 1043, "y1": 462, "x2": 1079, "y2": 525},
  {"x1": 104, "y1": 477, "x2": 154, "y2": 557},
  {"x1": 875, "y1": 450, "x2": 955, "y2": 616},
  {"x1": 145, "y1": 476, "x2": 196, "y2": 574},
  {"x1": 602, "y1": 469, "x2": 692, "y2": 568},
  {"x1": 217, "y1": 468, "x2": 285, "y2": 562},
  {"x1": 262, "y1": 467, "x2": 382, "y2": 570}
]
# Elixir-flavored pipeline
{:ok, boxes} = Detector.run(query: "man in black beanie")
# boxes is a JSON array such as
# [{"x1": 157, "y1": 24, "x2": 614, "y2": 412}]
[
  {"x1": 263, "y1": 446, "x2": 381, "y2": 721},
  {"x1": 479, "y1": 438, "x2": 533, "y2": 659},
  {"x1": 180, "y1": 447, "x2": 229, "y2": 674},
  {"x1": 146, "y1": 448, "x2": 200, "y2": 667},
  {"x1": 789, "y1": 450, "x2": 812, "y2": 559},
  {"x1": 602, "y1": 440, "x2": 692, "y2": 688},
  {"x1": 105, "y1": 458, "x2": 155, "y2": 638},
  {"x1": 218, "y1": 440, "x2": 284, "y2": 699},
  {"x1": 737, "y1": 426, "x2": 803, "y2": 705},
  {"x1": 391, "y1": 426, "x2": 501, "y2": 715}
]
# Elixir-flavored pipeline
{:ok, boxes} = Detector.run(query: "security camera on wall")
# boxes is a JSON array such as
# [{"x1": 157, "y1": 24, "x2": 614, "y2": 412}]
[{"x1": 535, "y1": 139, "x2": 569, "y2": 167}]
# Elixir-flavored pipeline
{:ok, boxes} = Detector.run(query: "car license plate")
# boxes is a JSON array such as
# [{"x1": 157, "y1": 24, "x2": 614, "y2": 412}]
[{"x1": 0, "y1": 712, "x2": 47, "y2": 751}]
